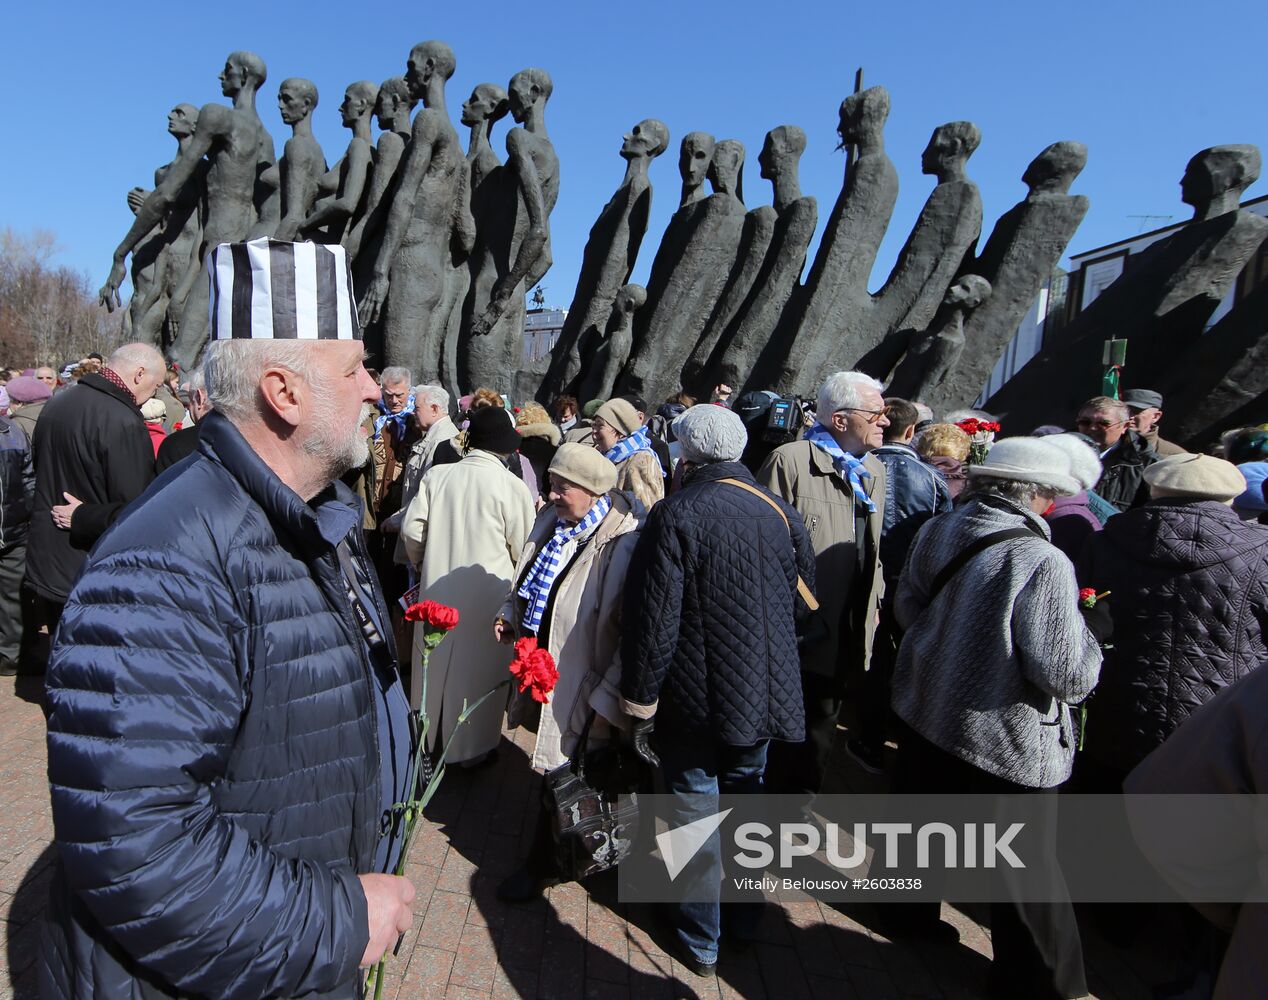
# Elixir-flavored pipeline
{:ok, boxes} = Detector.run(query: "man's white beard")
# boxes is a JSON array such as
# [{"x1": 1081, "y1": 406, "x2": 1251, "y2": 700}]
[{"x1": 303, "y1": 401, "x2": 374, "y2": 483}]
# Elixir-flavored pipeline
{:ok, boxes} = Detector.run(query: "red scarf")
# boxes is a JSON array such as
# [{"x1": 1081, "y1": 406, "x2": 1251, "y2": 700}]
[{"x1": 99, "y1": 367, "x2": 137, "y2": 406}]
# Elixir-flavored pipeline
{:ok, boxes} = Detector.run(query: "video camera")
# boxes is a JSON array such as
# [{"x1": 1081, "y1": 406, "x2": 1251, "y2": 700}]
[{"x1": 763, "y1": 394, "x2": 811, "y2": 442}]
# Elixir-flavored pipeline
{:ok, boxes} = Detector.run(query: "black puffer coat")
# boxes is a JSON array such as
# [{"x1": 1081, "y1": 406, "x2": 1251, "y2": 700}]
[
  {"x1": 1078, "y1": 498, "x2": 1268, "y2": 773},
  {"x1": 620, "y1": 461, "x2": 813, "y2": 745},
  {"x1": 40, "y1": 412, "x2": 399, "y2": 1000}
]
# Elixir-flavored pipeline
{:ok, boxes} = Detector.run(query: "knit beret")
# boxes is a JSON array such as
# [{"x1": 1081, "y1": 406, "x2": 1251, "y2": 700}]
[
  {"x1": 1042, "y1": 433, "x2": 1103, "y2": 492},
  {"x1": 967, "y1": 437, "x2": 1080, "y2": 495},
  {"x1": 140, "y1": 397, "x2": 168, "y2": 421},
  {"x1": 594, "y1": 398, "x2": 642, "y2": 437},
  {"x1": 582, "y1": 398, "x2": 605, "y2": 419},
  {"x1": 6, "y1": 375, "x2": 51, "y2": 403},
  {"x1": 549, "y1": 443, "x2": 617, "y2": 496},
  {"x1": 1144, "y1": 453, "x2": 1246, "y2": 503},
  {"x1": 673, "y1": 404, "x2": 748, "y2": 465}
]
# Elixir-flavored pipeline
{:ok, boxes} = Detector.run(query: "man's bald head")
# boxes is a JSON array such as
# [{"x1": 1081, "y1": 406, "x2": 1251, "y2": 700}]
[{"x1": 107, "y1": 343, "x2": 167, "y2": 404}]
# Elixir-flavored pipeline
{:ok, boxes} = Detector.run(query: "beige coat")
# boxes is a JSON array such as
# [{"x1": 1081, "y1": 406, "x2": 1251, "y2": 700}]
[
  {"x1": 402, "y1": 450, "x2": 535, "y2": 762},
  {"x1": 756, "y1": 441, "x2": 886, "y2": 686},
  {"x1": 615, "y1": 448, "x2": 664, "y2": 511},
  {"x1": 499, "y1": 492, "x2": 640, "y2": 770}
]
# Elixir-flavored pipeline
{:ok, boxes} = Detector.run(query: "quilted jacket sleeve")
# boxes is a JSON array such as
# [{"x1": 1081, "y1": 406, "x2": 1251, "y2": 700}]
[
  {"x1": 1010, "y1": 547, "x2": 1103, "y2": 705},
  {"x1": 619, "y1": 501, "x2": 683, "y2": 717},
  {"x1": 46, "y1": 545, "x2": 369, "y2": 1000}
]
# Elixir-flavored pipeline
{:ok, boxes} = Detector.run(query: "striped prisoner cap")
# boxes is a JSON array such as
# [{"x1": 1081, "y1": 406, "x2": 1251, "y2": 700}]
[{"x1": 207, "y1": 238, "x2": 360, "y2": 340}]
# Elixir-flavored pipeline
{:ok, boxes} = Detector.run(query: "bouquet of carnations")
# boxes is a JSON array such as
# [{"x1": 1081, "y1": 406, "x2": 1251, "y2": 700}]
[{"x1": 955, "y1": 417, "x2": 1002, "y2": 466}]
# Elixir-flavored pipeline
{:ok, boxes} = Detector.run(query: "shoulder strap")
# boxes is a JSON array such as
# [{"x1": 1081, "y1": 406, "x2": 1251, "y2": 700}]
[
  {"x1": 926, "y1": 527, "x2": 1036, "y2": 608},
  {"x1": 718, "y1": 478, "x2": 820, "y2": 611}
]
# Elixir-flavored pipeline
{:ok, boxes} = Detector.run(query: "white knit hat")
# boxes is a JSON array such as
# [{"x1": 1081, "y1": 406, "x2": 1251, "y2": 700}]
[
  {"x1": 140, "y1": 397, "x2": 168, "y2": 422},
  {"x1": 966, "y1": 437, "x2": 1080, "y2": 495},
  {"x1": 673, "y1": 404, "x2": 748, "y2": 465},
  {"x1": 1042, "y1": 434, "x2": 1103, "y2": 491}
]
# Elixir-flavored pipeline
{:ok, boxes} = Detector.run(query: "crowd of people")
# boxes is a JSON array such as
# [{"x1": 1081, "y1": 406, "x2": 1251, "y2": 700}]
[{"x1": 8, "y1": 276, "x2": 1268, "y2": 998}]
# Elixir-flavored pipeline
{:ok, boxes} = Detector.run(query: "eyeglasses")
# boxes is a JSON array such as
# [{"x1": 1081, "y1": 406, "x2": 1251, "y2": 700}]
[
  {"x1": 382, "y1": 389, "x2": 409, "y2": 400},
  {"x1": 837, "y1": 406, "x2": 890, "y2": 425},
  {"x1": 1075, "y1": 417, "x2": 1126, "y2": 430}
]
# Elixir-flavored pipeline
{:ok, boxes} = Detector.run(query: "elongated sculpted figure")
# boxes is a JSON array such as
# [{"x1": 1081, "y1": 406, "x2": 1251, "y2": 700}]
[
  {"x1": 100, "y1": 52, "x2": 276, "y2": 370},
  {"x1": 301, "y1": 81, "x2": 376, "y2": 245},
  {"x1": 345, "y1": 77, "x2": 417, "y2": 268},
  {"x1": 271, "y1": 79, "x2": 327, "y2": 241},
  {"x1": 360, "y1": 41, "x2": 469, "y2": 383},
  {"x1": 888, "y1": 274, "x2": 992, "y2": 401},
  {"x1": 540, "y1": 119, "x2": 668, "y2": 402}
]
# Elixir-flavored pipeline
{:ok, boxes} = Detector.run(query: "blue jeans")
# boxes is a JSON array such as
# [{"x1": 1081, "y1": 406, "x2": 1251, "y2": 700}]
[{"x1": 657, "y1": 736, "x2": 769, "y2": 965}]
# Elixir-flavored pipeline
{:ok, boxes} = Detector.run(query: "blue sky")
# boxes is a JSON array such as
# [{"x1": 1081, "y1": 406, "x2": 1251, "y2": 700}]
[{"x1": 3, "y1": 1, "x2": 1264, "y2": 310}]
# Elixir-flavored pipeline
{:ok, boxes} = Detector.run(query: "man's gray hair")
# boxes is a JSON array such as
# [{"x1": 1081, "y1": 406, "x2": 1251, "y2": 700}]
[
  {"x1": 107, "y1": 342, "x2": 165, "y2": 374},
  {"x1": 415, "y1": 383, "x2": 449, "y2": 412},
  {"x1": 185, "y1": 367, "x2": 206, "y2": 393},
  {"x1": 818, "y1": 371, "x2": 884, "y2": 419},
  {"x1": 966, "y1": 476, "x2": 1057, "y2": 508},
  {"x1": 203, "y1": 341, "x2": 322, "y2": 425},
  {"x1": 380, "y1": 366, "x2": 411, "y2": 387}
]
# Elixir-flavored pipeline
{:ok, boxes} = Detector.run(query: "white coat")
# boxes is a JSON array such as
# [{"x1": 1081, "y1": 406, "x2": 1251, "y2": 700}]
[{"x1": 402, "y1": 449, "x2": 534, "y2": 762}]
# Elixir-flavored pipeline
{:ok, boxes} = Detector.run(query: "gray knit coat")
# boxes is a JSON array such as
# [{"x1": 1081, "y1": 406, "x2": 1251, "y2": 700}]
[{"x1": 892, "y1": 494, "x2": 1103, "y2": 788}]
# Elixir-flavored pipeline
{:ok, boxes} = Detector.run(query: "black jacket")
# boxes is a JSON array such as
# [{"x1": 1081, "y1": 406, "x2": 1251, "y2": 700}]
[
  {"x1": 154, "y1": 423, "x2": 201, "y2": 472},
  {"x1": 0, "y1": 416, "x2": 34, "y2": 548},
  {"x1": 1096, "y1": 430, "x2": 1158, "y2": 512},
  {"x1": 40, "y1": 411, "x2": 402, "y2": 999},
  {"x1": 620, "y1": 461, "x2": 812, "y2": 745},
  {"x1": 1078, "y1": 499, "x2": 1268, "y2": 773},
  {"x1": 27, "y1": 373, "x2": 155, "y2": 601}
]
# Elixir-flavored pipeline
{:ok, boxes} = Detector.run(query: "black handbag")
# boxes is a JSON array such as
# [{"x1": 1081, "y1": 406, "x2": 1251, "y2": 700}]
[{"x1": 543, "y1": 711, "x2": 643, "y2": 881}]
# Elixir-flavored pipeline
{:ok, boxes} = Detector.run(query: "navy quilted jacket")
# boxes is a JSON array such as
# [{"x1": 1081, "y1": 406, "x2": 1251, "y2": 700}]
[
  {"x1": 40, "y1": 411, "x2": 392, "y2": 1000},
  {"x1": 1078, "y1": 498, "x2": 1268, "y2": 774},
  {"x1": 620, "y1": 461, "x2": 812, "y2": 745},
  {"x1": 0, "y1": 416, "x2": 34, "y2": 547}
]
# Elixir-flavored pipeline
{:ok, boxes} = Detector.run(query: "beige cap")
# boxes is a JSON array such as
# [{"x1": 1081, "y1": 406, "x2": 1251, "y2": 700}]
[
  {"x1": 1144, "y1": 453, "x2": 1246, "y2": 503},
  {"x1": 549, "y1": 443, "x2": 618, "y2": 496},
  {"x1": 594, "y1": 398, "x2": 642, "y2": 437}
]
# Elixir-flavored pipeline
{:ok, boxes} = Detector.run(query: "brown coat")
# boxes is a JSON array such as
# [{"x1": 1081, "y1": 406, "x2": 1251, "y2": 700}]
[
  {"x1": 500, "y1": 492, "x2": 640, "y2": 770},
  {"x1": 757, "y1": 441, "x2": 886, "y2": 685},
  {"x1": 614, "y1": 448, "x2": 664, "y2": 512}
]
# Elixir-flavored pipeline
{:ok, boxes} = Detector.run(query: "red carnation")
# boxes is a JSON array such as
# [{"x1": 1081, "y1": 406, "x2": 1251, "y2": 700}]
[
  {"x1": 509, "y1": 637, "x2": 559, "y2": 704},
  {"x1": 1078, "y1": 587, "x2": 1098, "y2": 609},
  {"x1": 405, "y1": 599, "x2": 461, "y2": 631}
]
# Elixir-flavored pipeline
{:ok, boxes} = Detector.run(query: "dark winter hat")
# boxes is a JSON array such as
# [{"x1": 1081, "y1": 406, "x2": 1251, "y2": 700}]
[
  {"x1": 1121, "y1": 389, "x2": 1163, "y2": 411},
  {"x1": 466, "y1": 406, "x2": 521, "y2": 454}
]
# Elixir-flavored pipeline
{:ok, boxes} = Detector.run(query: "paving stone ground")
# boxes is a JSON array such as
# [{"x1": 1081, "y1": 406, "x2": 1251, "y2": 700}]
[{"x1": 1, "y1": 674, "x2": 1187, "y2": 999}]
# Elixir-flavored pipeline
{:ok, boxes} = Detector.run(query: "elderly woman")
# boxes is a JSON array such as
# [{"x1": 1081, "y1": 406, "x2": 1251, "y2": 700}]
[
  {"x1": 591, "y1": 397, "x2": 664, "y2": 510},
  {"x1": 493, "y1": 443, "x2": 641, "y2": 901},
  {"x1": 889, "y1": 437, "x2": 1105, "y2": 999}
]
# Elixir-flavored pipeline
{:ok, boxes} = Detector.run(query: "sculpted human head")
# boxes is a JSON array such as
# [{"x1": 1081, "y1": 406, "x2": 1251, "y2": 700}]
[
  {"x1": 614, "y1": 283, "x2": 648, "y2": 318},
  {"x1": 708, "y1": 140, "x2": 745, "y2": 198},
  {"x1": 508, "y1": 68, "x2": 552, "y2": 124},
  {"x1": 837, "y1": 86, "x2": 890, "y2": 147},
  {"x1": 1022, "y1": 141, "x2": 1088, "y2": 196},
  {"x1": 758, "y1": 125, "x2": 806, "y2": 182},
  {"x1": 375, "y1": 77, "x2": 416, "y2": 130},
  {"x1": 461, "y1": 83, "x2": 509, "y2": 128},
  {"x1": 921, "y1": 121, "x2": 981, "y2": 178},
  {"x1": 220, "y1": 51, "x2": 266, "y2": 97},
  {"x1": 278, "y1": 78, "x2": 318, "y2": 126},
  {"x1": 679, "y1": 132, "x2": 716, "y2": 190},
  {"x1": 340, "y1": 81, "x2": 376, "y2": 128},
  {"x1": 406, "y1": 40, "x2": 456, "y2": 99},
  {"x1": 1180, "y1": 145, "x2": 1262, "y2": 216},
  {"x1": 167, "y1": 103, "x2": 198, "y2": 139},
  {"x1": 942, "y1": 274, "x2": 992, "y2": 311},
  {"x1": 621, "y1": 119, "x2": 670, "y2": 160}
]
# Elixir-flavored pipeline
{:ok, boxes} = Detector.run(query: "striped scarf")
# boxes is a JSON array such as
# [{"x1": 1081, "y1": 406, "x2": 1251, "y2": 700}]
[
  {"x1": 374, "y1": 394, "x2": 415, "y2": 441},
  {"x1": 804, "y1": 423, "x2": 875, "y2": 513},
  {"x1": 605, "y1": 424, "x2": 652, "y2": 465},
  {"x1": 517, "y1": 495, "x2": 612, "y2": 634}
]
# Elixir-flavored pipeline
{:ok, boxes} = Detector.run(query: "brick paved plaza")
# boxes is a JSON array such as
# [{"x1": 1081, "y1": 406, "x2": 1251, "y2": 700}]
[{"x1": 0, "y1": 675, "x2": 1184, "y2": 999}]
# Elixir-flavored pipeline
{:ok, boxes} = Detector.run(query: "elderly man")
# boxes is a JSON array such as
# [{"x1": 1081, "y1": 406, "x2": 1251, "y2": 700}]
[
  {"x1": 384, "y1": 384, "x2": 459, "y2": 539},
  {"x1": 1074, "y1": 395, "x2": 1158, "y2": 511},
  {"x1": 1122, "y1": 388, "x2": 1185, "y2": 457},
  {"x1": 368, "y1": 366, "x2": 421, "y2": 603},
  {"x1": 41, "y1": 239, "x2": 416, "y2": 999},
  {"x1": 757, "y1": 370, "x2": 888, "y2": 791},
  {"x1": 155, "y1": 366, "x2": 213, "y2": 471},
  {"x1": 25, "y1": 343, "x2": 162, "y2": 658},
  {"x1": 621, "y1": 404, "x2": 814, "y2": 974},
  {"x1": 34, "y1": 366, "x2": 57, "y2": 389}
]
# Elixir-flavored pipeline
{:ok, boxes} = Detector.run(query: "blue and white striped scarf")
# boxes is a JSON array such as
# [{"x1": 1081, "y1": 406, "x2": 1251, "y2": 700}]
[
  {"x1": 517, "y1": 495, "x2": 612, "y2": 634},
  {"x1": 604, "y1": 424, "x2": 652, "y2": 465},
  {"x1": 374, "y1": 393, "x2": 415, "y2": 441},
  {"x1": 804, "y1": 423, "x2": 875, "y2": 513}
]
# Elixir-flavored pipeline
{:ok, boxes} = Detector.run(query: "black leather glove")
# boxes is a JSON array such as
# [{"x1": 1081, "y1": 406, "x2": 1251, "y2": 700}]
[
  {"x1": 630, "y1": 717, "x2": 660, "y2": 769},
  {"x1": 1079, "y1": 598, "x2": 1113, "y2": 644}
]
